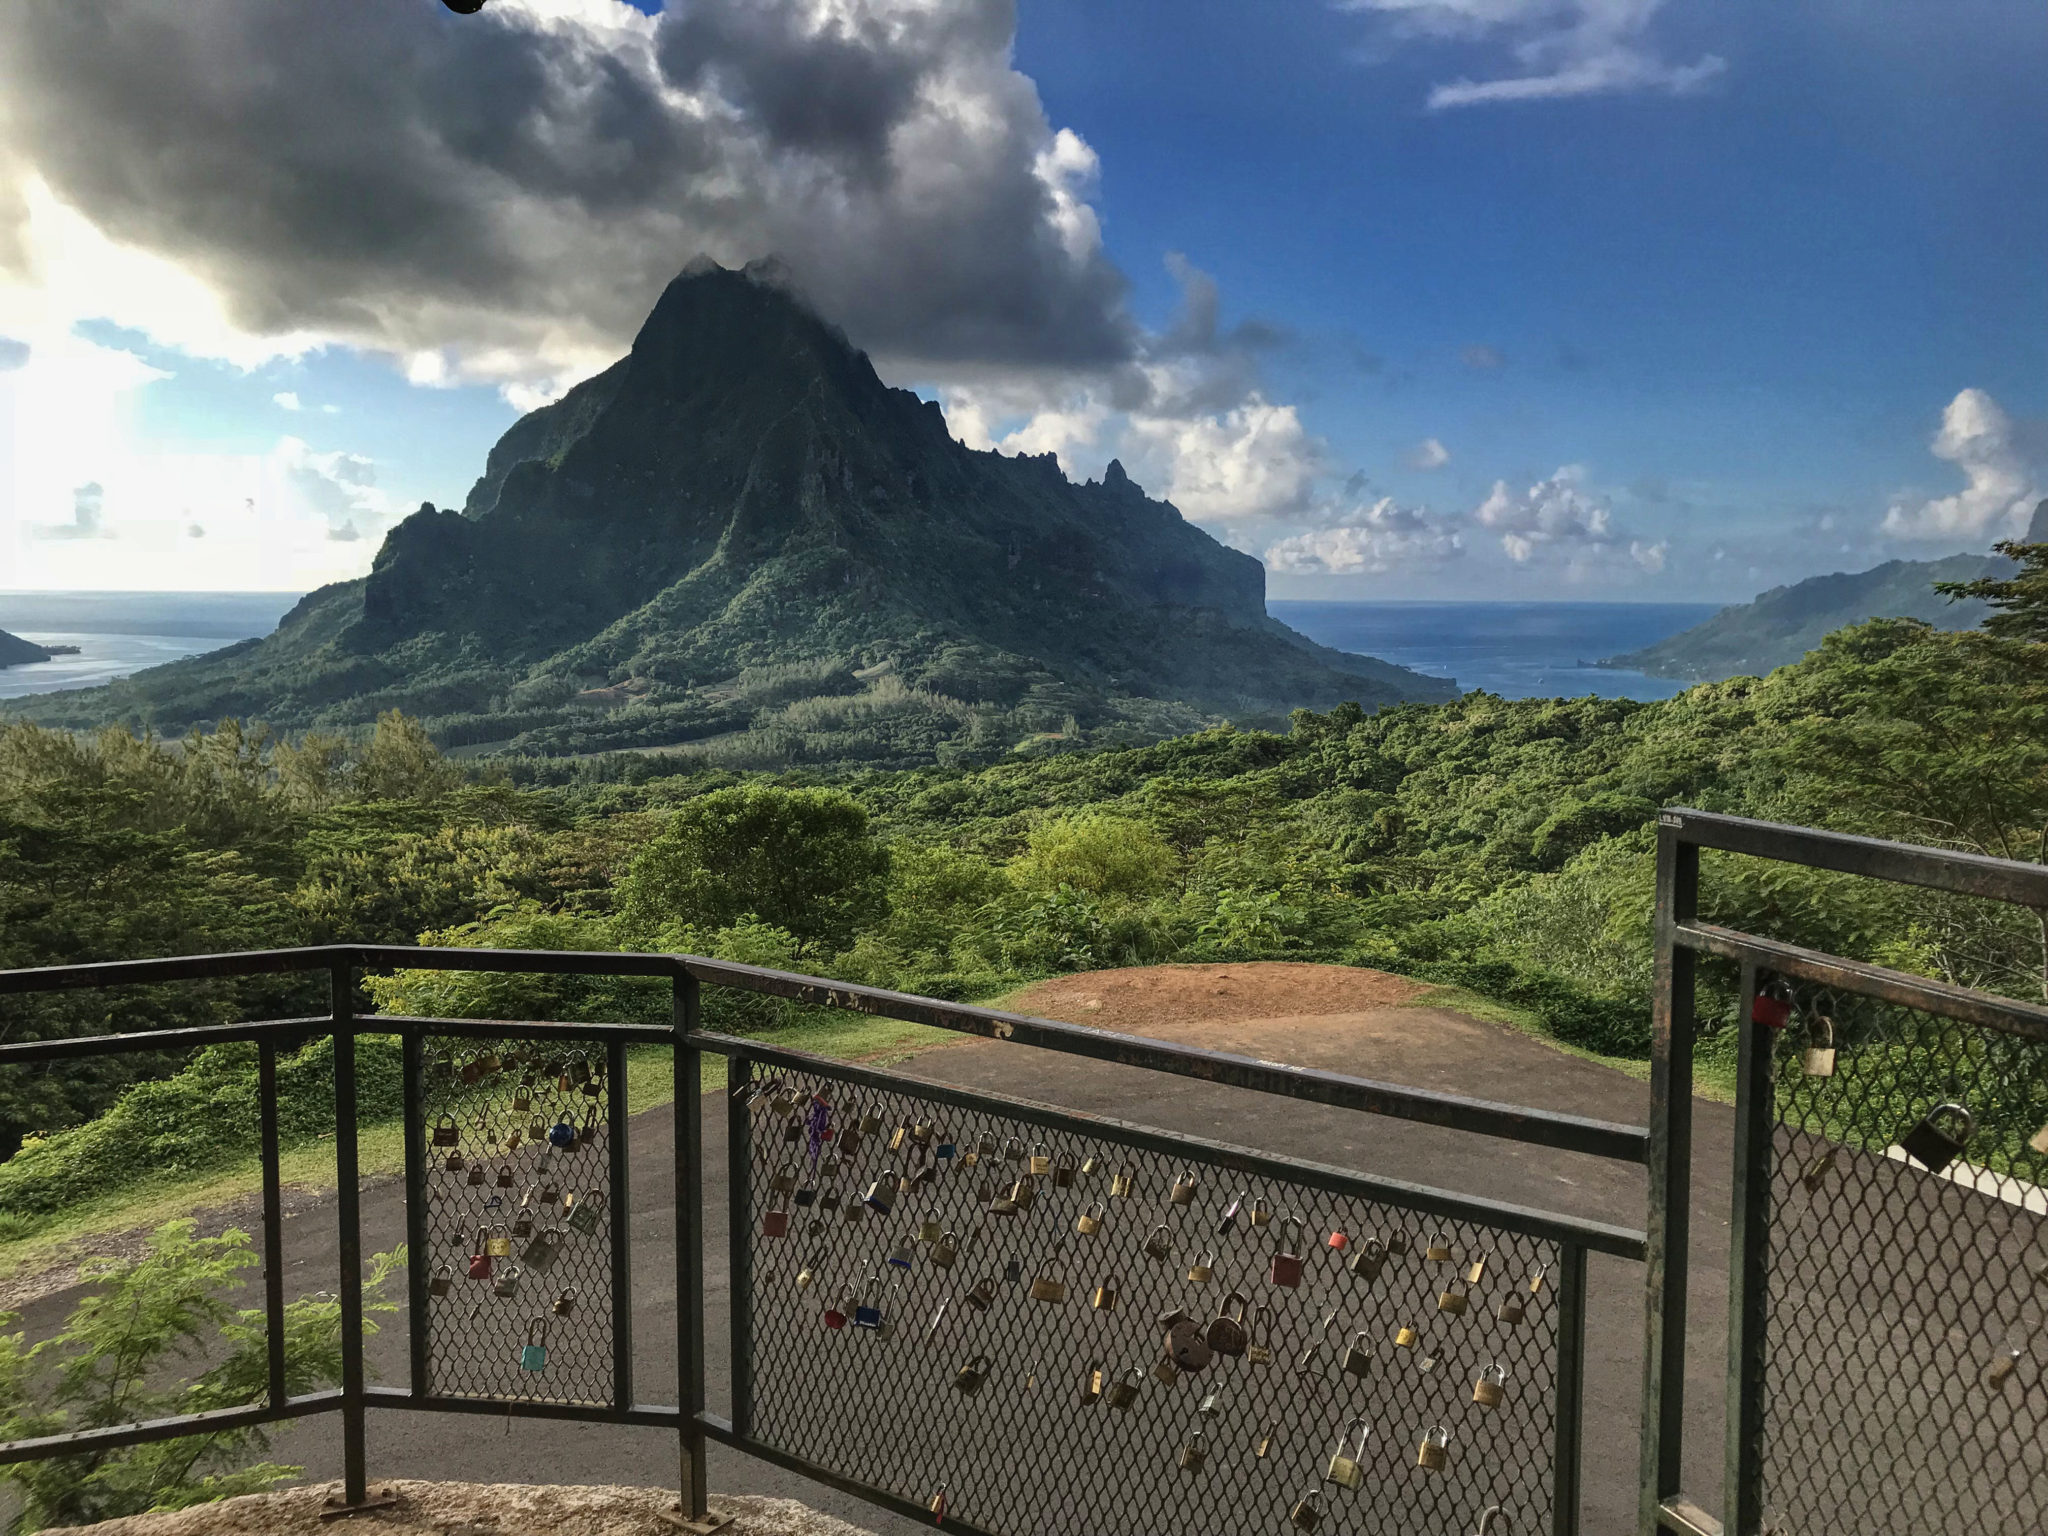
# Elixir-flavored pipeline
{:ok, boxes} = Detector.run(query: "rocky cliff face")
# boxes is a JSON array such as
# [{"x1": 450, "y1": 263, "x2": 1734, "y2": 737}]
[{"x1": 6, "y1": 259, "x2": 1453, "y2": 762}]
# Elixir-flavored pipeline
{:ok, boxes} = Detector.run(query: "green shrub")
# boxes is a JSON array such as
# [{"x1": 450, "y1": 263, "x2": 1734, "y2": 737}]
[{"x1": 0, "y1": 1221, "x2": 398, "y2": 1533}]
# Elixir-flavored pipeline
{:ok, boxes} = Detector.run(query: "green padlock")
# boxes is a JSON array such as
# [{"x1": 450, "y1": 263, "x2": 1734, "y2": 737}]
[{"x1": 519, "y1": 1317, "x2": 548, "y2": 1373}]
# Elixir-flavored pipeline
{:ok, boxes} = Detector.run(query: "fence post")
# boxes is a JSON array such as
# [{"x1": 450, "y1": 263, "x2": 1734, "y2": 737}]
[
  {"x1": 402, "y1": 1028, "x2": 430, "y2": 1398},
  {"x1": 727, "y1": 1052, "x2": 754, "y2": 1441},
  {"x1": 326, "y1": 960, "x2": 394, "y2": 1514},
  {"x1": 673, "y1": 970, "x2": 714, "y2": 1527},
  {"x1": 1553, "y1": 1242, "x2": 1588, "y2": 1536},
  {"x1": 1725, "y1": 964, "x2": 1775, "y2": 1533},
  {"x1": 258, "y1": 1041, "x2": 288, "y2": 1411},
  {"x1": 1640, "y1": 823, "x2": 1699, "y2": 1534}
]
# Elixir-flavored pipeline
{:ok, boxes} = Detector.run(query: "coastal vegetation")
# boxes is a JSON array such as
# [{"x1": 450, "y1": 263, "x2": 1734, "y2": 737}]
[{"x1": 2, "y1": 534, "x2": 2043, "y2": 1237}]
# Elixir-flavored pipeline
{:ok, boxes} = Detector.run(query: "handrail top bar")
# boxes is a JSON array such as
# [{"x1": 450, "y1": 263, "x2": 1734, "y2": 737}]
[
  {"x1": 0, "y1": 945, "x2": 1648, "y2": 1161},
  {"x1": 1675, "y1": 921, "x2": 2048, "y2": 1045},
  {"x1": 702, "y1": 1029, "x2": 1649, "y2": 1259},
  {"x1": 1658, "y1": 807, "x2": 2048, "y2": 909}
]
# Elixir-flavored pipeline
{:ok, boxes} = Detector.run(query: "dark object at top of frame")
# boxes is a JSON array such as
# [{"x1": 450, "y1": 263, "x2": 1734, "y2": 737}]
[{"x1": 444, "y1": 0, "x2": 488, "y2": 14}]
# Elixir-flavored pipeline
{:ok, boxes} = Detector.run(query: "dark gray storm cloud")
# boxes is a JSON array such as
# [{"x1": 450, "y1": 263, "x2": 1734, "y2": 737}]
[{"x1": 0, "y1": 0, "x2": 1133, "y2": 381}]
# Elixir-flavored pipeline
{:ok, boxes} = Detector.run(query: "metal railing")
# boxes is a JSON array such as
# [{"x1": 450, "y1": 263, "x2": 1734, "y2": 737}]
[
  {"x1": 1642, "y1": 810, "x2": 2048, "y2": 1536},
  {"x1": 0, "y1": 941, "x2": 1646, "y2": 1533}
]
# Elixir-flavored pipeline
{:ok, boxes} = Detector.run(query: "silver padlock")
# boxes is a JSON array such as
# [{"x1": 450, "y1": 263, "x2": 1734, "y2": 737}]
[{"x1": 1803, "y1": 1014, "x2": 1836, "y2": 1077}]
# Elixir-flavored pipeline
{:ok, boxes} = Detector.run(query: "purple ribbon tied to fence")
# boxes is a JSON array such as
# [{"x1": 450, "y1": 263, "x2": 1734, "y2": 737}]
[{"x1": 806, "y1": 1094, "x2": 832, "y2": 1165}]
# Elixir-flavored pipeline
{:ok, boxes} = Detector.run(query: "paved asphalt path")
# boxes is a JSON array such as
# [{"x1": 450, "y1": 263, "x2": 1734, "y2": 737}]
[{"x1": 13, "y1": 1009, "x2": 1736, "y2": 1536}]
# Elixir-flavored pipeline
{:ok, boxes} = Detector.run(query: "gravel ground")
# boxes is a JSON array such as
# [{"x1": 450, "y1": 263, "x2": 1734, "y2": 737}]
[{"x1": 42, "y1": 1482, "x2": 875, "y2": 1536}]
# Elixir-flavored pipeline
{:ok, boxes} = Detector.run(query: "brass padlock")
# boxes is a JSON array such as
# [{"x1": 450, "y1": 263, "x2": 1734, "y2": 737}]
[
  {"x1": 1474, "y1": 1361, "x2": 1507, "y2": 1407},
  {"x1": 953, "y1": 1353, "x2": 991, "y2": 1394},
  {"x1": 1249, "y1": 1196, "x2": 1273, "y2": 1228},
  {"x1": 1900, "y1": 1102, "x2": 1975, "y2": 1173},
  {"x1": 467, "y1": 1163, "x2": 487, "y2": 1187},
  {"x1": 1090, "y1": 1276, "x2": 1120, "y2": 1311},
  {"x1": 1254, "y1": 1420, "x2": 1277, "y2": 1459},
  {"x1": 445, "y1": 1149, "x2": 467, "y2": 1174},
  {"x1": 1028, "y1": 1142, "x2": 1053, "y2": 1176},
  {"x1": 917, "y1": 1215, "x2": 943, "y2": 1244},
  {"x1": 1497, "y1": 1290, "x2": 1527, "y2": 1325},
  {"x1": 1109, "y1": 1165, "x2": 1135, "y2": 1198},
  {"x1": 1289, "y1": 1487, "x2": 1325, "y2": 1532},
  {"x1": 927, "y1": 1487, "x2": 948, "y2": 1525},
  {"x1": 769, "y1": 1161, "x2": 798, "y2": 1196},
  {"x1": 1080, "y1": 1153, "x2": 1100, "y2": 1177},
  {"x1": 1079, "y1": 1361, "x2": 1106, "y2": 1405},
  {"x1": 1425, "y1": 1231, "x2": 1452, "y2": 1262},
  {"x1": 1326, "y1": 1417, "x2": 1370, "y2": 1489},
  {"x1": 1246, "y1": 1304, "x2": 1275, "y2": 1365},
  {"x1": 1393, "y1": 1323, "x2": 1418, "y2": 1349},
  {"x1": 1076, "y1": 1202, "x2": 1105, "y2": 1236},
  {"x1": 1385, "y1": 1227, "x2": 1410, "y2": 1256},
  {"x1": 1205, "y1": 1292, "x2": 1249, "y2": 1356},
  {"x1": 1107, "y1": 1367, "x2": 1142, "y2": 1410},
  {"x1": 795, "y1": 1257, "x2": 818, "y2": 1289},
  {"x1": 1340, "y1": 1331, "x2": 1373, "y2": 1379},
  {"x1": 428, "y1": 1263, "x2": 453, "y2": 1298},
  {"x1": 1438, "y1": 1281, "x2": 1469, "y2": 1316},
  {"x1": 1801, "y1": 1148, "x2": 1837, "y2": 1192},
  {"x1": 1009, "y1": 1173, "x2": 1038, "y2": 1211},
  {"x1": 1187, "y1": 1250, "x2": 1216, "y2": 1286},
  {"x1": 1028, "y1": 1257, "x2": 1068, "y2": 1304},
  {"x1": 911, "y1": 1120, "x2": 933, "y2": 1147},
  {"x1": 1170, "y1": 1169, "x2": 1199, "y2": 1206},
  {"x1": 1166, "y1": 1315, "x2": 1214, "y2": 1372},
  {"x1": 1417, "y1": 1424, "x2": 1450, "y2": 1472},
  {"x1": 1349, "y1": 1237, "x2": 1387, "y2": 1281},
  {"x1": 1152, "y1": 1353, "x2": 1180, "y2": 1385},
  {"x1": 859, "y1": 1107, "x2": 883, "y2": 1136},
  {"x1": 889, "y1": 1122, "x2": 909, "y2": 1152},
  {"x1": 486, "y1": 1222, "x2": 513, "y2": 1258},
  {"x1": 1054, "y1": 1154, "x2": 1078, "y2": 1188},
  {"x1": 1177, "y1": 1431, "x2": 1209, "y2": 1472},
  {"x1": 932, "y1": 1230, "x2": 959, "y2": 1269},
  {"x1": 1144, "y1": 1224, "x2": 1174, "y2": 1261},
  {"x1": 512, "y1": 1084, "x2": 532, "y2": 1113},
  {"x1": 431, "y1": 1115, "x2": 460, "y2": 1148},
  {"x1": 1529, "y1": 1264, "x2": 1549, "y2": 1294},
  {"x1": 1467, "y1": 1252, "x2": 1489, "y2": 1285},
  {"x1": 1803, "y1": 1014, "x2": 1836, "y2": 1077}
]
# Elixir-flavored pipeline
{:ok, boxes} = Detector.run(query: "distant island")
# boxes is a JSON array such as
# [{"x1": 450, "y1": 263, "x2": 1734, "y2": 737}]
[
  {"x1": 1601, "y1": 501, "x2": 2046, "y2": 682},
  {"x1": 0, "y1": 259, "x2": 1454, "y2": 766},
  {"x1": 0, "y1": 629, "x2": 63, "y2": 668}
]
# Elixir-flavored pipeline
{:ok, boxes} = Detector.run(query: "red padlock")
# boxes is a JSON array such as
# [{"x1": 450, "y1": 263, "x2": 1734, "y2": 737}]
[
  {"x1": 468, "y1": 1247, "x2": 493, "y2": 1282},
  {"x1": 762, "y1": 1197, "x2": 790, "y2": 1239},
  {"x1": 1327, "y1": 1230, "x2": 1349, "y2": 1251},
  {"x1": 1751, "y1": 979, "x2": 1794, "y2": 1030},
  {"x1": 823, "y1": 1287, "x2": 851, "y2": 1330},
  {"x1": 1269, "y1": 1217, "x2": 1306, "y2": 1289}
]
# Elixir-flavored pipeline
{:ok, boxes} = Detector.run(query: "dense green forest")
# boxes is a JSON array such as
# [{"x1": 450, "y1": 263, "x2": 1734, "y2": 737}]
[{"x1": 2, "y1": 543, "x2": 2044, "y2": 1231}]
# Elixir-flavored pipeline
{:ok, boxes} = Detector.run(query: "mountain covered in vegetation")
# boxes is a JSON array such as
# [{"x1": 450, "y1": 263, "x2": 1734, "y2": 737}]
[
  {"x1": 4, "y1": 260, "x2": 1452, "y2": 765},
  {"x1": 1603, "y1": 501, "x2": 2047, "y2": 681},
  {"x1": 0, "y1": 630, "x2": 53, "y2": 668}
]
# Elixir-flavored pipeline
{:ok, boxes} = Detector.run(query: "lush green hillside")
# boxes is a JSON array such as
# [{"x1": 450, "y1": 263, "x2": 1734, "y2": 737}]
[
  {"x1": 1606, "y1": 500, "x2": 2046, "y2": 681},
  {"x1": 0, "y1": 630, "x2": 52, "y2": 669},
  {"x1": 5, "y1": 564, "x2": 2043, "y2": 1221},
  {"x1": 2, "y1": 260, "x2": 1452, "y2": 767}
]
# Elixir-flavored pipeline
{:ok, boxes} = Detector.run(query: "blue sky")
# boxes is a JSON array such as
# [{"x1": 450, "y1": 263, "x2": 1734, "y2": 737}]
[{"x1": 0, "y1": 0, "x2": 2040, "y2": 598}]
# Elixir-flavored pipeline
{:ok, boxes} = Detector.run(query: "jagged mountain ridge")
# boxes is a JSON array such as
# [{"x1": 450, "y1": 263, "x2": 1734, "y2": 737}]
[{"x1": 5, "y1": 259, "x2": 1453, "y2": 764}]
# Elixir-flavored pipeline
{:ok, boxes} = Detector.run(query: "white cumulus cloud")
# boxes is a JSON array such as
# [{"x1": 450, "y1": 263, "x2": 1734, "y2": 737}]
[
  {"x1": 1475, "y1": 464, "x2": 1666, "y2": 574},
  {"x1": 272, "y1": 390, "x2": 301, "y2": 411},
  {"x1": 1407, "y1": 436, "x2": 1451, "y2": 470},
  {"x1": 1880, "y1": 388, "x2": 2041, "y2": 543},
  {"x1": 1266, "y1": 495, "x2": 1464, "y2": 574}
]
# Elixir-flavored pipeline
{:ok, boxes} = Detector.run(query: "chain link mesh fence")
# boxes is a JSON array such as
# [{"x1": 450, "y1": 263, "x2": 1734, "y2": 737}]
[
  {"x1": 1751, "y1": 972, "x2": 2048, "y2": 1536},
  {"x1": 735, "y1": 1062, "x2": 1574, "y2": 1536},
  {"x1": 416, "y1": 1034, "x2": 619, "y2": 1406}
]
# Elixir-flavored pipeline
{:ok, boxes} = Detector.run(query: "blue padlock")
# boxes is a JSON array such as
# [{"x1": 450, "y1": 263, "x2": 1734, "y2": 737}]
[
  {"x1": 548, "y1": 1116, "x2": 576, "y2": 1150},
  {"x1": 853, "y1": 1278, "x2": 885, "y2": 1330},
  {"x1": 519, "y1": 1318, "x2": 548, "y2": 1373},
  {"x1": 936, "y1": 1140, "x2": 956, "y2": 1162},
  {"x1": 862, "y1": 1169, "x2": 898, "y2": 1216}
]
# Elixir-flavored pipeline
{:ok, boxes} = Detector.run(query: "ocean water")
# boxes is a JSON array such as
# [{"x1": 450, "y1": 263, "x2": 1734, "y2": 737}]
[
  {"x1": 0, "y1": 592, "x2": 298, "y2": 700},
  {"x1": 1271, "y1": 600, "x2": 1720, "y2": 702},
  {"x1": 0, "y1": 592, "x2": 1718, "y2": 705}
]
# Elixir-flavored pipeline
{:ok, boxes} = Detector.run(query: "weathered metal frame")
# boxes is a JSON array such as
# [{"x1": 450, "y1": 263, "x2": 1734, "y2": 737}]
[
  {"x1": 0, "y1": 941, "x2": 1649, "y2": 1533},
  {"x1": 1641, "y1": 806, "x2": 2048, "y2": 1536}
]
